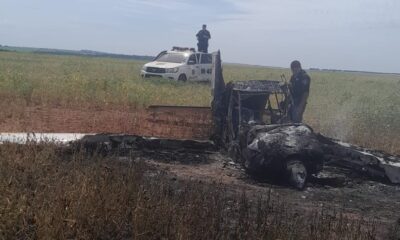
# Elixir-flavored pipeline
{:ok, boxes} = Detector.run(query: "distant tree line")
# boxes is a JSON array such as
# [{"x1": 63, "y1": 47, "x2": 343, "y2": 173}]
[{"x1": 0, "y1": 45, "x2": 154, "y2": 61}]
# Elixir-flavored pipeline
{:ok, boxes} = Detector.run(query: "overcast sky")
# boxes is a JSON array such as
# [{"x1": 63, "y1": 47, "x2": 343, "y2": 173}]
[{"x1": 1, "y1": 0, "x2": 399, "y2": 72}]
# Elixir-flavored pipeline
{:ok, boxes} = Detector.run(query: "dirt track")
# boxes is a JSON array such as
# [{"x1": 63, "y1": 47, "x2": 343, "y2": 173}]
[{"x1": 0, "y1": 106, "x2": 211, "y2": 139}]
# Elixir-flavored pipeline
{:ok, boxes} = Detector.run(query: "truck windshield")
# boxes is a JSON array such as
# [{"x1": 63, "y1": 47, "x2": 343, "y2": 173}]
[{"x1": 156, "y1": 53, "x2": 188, "y2": 63}]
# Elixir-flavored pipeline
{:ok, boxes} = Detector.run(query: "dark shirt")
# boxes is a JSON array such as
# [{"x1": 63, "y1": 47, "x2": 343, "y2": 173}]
[
  {"x1": 290, "y1": 70, "x2": 311, "y2": 103},
  {"x1": 196, "y1": 29, "x2": 211, "y2": 44}
]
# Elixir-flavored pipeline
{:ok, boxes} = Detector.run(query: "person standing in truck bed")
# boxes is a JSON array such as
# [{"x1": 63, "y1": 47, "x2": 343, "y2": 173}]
[
  {"x1": 289, "y1": 60, "x2": 311, "y2": 123},
  {"x1": 196, "y1": 24, "x2": 211, "y2": 53}
]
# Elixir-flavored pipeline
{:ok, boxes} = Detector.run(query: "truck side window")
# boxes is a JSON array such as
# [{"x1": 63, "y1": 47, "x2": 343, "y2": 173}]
[
  {"x1": 201, "y1": 54, "x2": 212, "y2": 64},
  {"x1": 188, "y1": 54, "x2": 197, "y2": 65}
]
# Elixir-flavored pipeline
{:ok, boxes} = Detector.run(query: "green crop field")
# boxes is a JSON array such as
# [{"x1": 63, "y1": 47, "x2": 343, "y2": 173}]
[{"x1": 0, "y1": 51, "x2": 399, "y2": 153}]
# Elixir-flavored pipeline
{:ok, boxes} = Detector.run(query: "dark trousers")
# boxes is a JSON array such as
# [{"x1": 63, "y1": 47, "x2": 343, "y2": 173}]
[
  {"x1": 290, "y1": 94, "x2": 308, "y2": 123},
  {"x1": 197, "y1": 42, "x2": 208, "y2": 53}
]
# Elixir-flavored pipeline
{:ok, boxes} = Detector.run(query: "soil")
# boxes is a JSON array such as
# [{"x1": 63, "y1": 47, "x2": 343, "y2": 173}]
[
  {"x1": 142, "y1": 152, "x2": 400, "y2": 238},
  {"x1": 0, "y1": 105, "x2": 212, "y2": 140}
]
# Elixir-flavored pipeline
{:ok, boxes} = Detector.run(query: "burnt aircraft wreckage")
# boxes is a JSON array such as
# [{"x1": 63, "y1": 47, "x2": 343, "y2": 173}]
[{"x1": 1, "y1": 52, "x2": 399, "y2": 189}]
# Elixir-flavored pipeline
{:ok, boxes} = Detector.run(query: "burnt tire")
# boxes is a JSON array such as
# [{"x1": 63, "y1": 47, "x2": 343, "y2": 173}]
[
  {"x1": 286, "y1": 159, "x2": 307, "y2": 190},
  {"x1": 178, "y1": 74, "x2": 187, "y2": 82}
]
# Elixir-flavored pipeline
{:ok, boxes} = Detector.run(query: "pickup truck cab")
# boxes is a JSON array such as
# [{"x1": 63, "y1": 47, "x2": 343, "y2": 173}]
[{"x1": 141, "y1": 47, "x2": 213, "y2": 82}]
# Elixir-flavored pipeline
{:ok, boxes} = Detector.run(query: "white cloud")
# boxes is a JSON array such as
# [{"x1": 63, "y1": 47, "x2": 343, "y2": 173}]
[
  {"x1": 208, "y1": 0, "x2": 400, "y2": 71},
  {"x1": 221, "y1": 0, "x2": 400, "y2": 31},
  {"x1": 115, "y1": 0, "x2": 190, "y2": 11},
  {"x1": 1, "y1": 0, "x2": 399, "y2": 72}
]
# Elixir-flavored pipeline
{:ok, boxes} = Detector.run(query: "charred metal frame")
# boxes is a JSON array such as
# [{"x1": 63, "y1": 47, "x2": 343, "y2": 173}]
[{"x1": 224, "y1": 83, "x2": 289, "y2": 147}]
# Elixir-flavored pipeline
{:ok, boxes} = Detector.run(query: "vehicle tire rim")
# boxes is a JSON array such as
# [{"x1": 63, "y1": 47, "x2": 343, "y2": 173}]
[
  {"x1": 286, "y1": 160, "x2": 307, "y2": 190},
  {"x1": 178, "y1": 74, "x2": 187, "y2": 82}
]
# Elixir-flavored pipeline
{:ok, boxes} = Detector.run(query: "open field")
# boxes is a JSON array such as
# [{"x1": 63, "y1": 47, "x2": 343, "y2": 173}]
[
  {"x1": 1, "y1": 51, "x2": 400, "y2": 239},
  {"x1": 1, "y1": 51, "x2": 400, "y2": 153}
]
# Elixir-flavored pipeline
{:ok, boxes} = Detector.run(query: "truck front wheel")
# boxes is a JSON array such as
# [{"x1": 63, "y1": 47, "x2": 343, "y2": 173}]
[
  {"x1": 178, "y1": 74, "x2": 187, "y2": 82},
  {"x1": 286, "y1": 159, "x2": 307, "y2": 190}
]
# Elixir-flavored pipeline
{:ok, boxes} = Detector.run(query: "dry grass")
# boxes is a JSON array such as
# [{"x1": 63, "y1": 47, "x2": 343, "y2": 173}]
[{"x1": 0, "y1": 143, "x2": 384, "y2": 240}]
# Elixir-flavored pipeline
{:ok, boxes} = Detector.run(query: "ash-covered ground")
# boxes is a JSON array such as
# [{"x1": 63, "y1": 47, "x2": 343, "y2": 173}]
[{"x1": 128, "y1": 150, "x2": 400, "y2": 237}]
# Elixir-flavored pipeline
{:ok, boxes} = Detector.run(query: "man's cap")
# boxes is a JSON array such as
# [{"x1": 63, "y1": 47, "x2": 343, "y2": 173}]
[
  {"x1": 290, "y1": 60, "x2": 301, "y2": 69},
  {"x1": 202, "y1": 24, "x2": 207, "y2": 27}
]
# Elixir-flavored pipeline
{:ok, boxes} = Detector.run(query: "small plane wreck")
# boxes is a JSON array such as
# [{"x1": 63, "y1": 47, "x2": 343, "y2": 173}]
[
  {"x1": 1, "y1": 51, "x2": 399, "y2": 190},
  {"x1": 210, "y1": 51, "x2": 400, "y2": 189}
]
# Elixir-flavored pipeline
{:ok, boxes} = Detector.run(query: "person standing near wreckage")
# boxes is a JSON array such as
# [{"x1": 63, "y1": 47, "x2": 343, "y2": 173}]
[
  {"x1": 196, "y1": 24, "x2": 211, "y2": 53},
  {"x1": 289, "y1": 60, "x2": 311, "y2": 123}
]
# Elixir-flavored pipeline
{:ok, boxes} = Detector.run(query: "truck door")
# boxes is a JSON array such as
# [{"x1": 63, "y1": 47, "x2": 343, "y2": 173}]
[
  {"x1": 187, "y1": 53, "x2": 200, "y2": 81},
  {"x1": 199, "y1": 53, "x2": 213, "y2": 81}
]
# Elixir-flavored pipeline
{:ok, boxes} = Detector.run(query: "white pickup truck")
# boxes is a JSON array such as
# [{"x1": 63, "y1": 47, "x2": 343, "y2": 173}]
[{"x1": 141, "y1": 47, "x2": 213, "y2": 82}]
